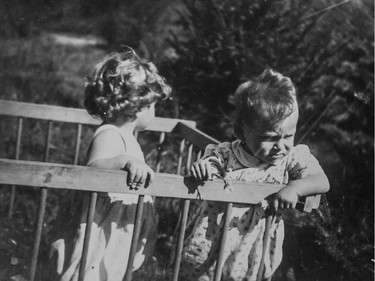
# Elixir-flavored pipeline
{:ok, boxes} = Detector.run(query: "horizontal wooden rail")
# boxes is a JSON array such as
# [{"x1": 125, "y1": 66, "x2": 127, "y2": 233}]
[
  {"x1": 0, "y1": 158, "x2": 320, "y2": 210},
  {"x1": 0, "y1": 100, "x2": 196, "y2": 133},
  {"x1": 173, "y1": 122, "x2": 220, "y2": 150}
]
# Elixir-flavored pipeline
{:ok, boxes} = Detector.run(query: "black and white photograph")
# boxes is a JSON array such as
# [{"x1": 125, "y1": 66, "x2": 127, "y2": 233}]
[{"x1": 0, "y1": 1, "x2": 373, "y2": 281}]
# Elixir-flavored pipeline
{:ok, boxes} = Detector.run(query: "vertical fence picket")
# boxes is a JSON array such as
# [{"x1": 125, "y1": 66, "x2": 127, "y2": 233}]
[
  {"x1": 172, "y1": 199, "x2": 190, "y2": 281},
  {"x1": 155, "y1": 132, "x2": 165, "y2": 173},
  {"x1": 30, "y1": 187, "x2": 48, "y2": 281},
  {"x1": 256, "y1": 212, "x2": 275, "y2": 281},
  {"x1": 74, "y1": 124, "x2": 82, "y2": 165},
  {"x1": 124, "y1": 195, "x2": 145, "y2": 281},
  {"x1": 78, "y1": 192, "x2": 98, "y2": 281},
  {"x1": 197, "y1": 150, "x2": 202, "y2": 160},
  {"x1": 8, "y1": 117, "x2": 23, "y2": 218},
  {"x1": 44, "y1": 121, "x2": 52, "y2": 162},
  {"x1": 172, "y1": 142, "x2": 193, "y2": 281},
  {"x1": 176, "y1": 138, "x2": 186, "y2": 175},
  {"x1": 30, "y1": 121, "x2": 52, "y2": 281},
  {"x1": 70, "y1": 124, "x2": 82, "y2": 212},
  {"x1": 213, "y1": 202, "x2": 233, "y2": 281},
  {"x1": 185, "y1": 143, "x2": 193, "y2": 175}
]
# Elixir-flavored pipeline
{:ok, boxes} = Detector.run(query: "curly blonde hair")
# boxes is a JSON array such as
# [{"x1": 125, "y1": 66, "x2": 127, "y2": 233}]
[{"x1": 84, "y1": 49, "x2": 171, "y2": 122}]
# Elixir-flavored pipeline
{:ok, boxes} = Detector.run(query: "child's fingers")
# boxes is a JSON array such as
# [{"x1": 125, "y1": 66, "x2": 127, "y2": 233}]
[
  {"x1": 126, "y1": 163, "x2": 138, "y2": 187},
  {"x1": 192, "y1": 163, "x2": 202, "y2": 180},
  {"x1": 147, "y1": 168, "x2": 155, "y2": 184},
  {"x1": 191, "y1": 166, "x2": 198, "y2": 179},
  {"x1": 127, "y1": 170, "x2": 135, "y2": 186},
  {"x1": 205, "y1": 161, "x2": 212, "y2": 180},
  {"x1": 198, "y1": 161, "x2": 207, "y2": 180},
  {"x1": 135, "y1": 170, "x2": 148, "y2": 189},
  {"x1": 131, "y1": 168, "x2": 142, "y2": 189},
  {"x1": 284, "y1": 201, "x2": 297, "y2": 209},
  {"x1": 272, "y1": 198, "x2": 279, "y2": 211}
]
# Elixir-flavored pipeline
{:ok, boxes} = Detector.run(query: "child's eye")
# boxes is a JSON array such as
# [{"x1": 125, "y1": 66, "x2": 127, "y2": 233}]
[{"x1": 259, "y1": 136, "x2": 278, "y2": 142}]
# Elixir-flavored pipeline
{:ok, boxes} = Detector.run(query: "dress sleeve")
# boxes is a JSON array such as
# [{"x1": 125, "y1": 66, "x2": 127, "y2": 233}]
[
  {"x1": 287, "y1": 145, "x2": 325, "y2": 181},
  {"x1": 201, "y1": 143, "x2": 232, "y2": 176}
]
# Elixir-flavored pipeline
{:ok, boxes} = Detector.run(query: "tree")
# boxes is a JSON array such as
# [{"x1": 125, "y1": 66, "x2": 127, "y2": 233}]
[{"x1": 162, "y1": 0, "x2": 374, "y2": 279}]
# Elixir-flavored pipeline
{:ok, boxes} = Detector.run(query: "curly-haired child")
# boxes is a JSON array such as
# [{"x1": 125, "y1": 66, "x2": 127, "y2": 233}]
[
  {"x1": 51, "y1": 49, "x2": 171, "y2": 281},
  {"x1": 179, "y1": 69, "x2": 330, "y2": 281}
]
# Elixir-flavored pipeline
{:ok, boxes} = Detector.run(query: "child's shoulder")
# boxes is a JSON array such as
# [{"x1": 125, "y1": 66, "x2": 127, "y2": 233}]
[
  {"x1": 287, "y1": 144, "x2": 315, "y2": 165},
  {"x1": 205, "y1": 141, "x2": 234, "y2": 155},
  {"x1": 206, "y1": 141, "x2": 233, "y2": 149},
  {"x1": 93, "y1": 124, "x2": 122, "y2": 140},
  {"x1": 287, "y1": 144, "x2": 323, "y2": 175},
  {"x1": 290, "y1": 144, "x2": 311, "y2": 156},
  {"x1": 90, "y1": 124, "x2": 128, "y2": 149}
]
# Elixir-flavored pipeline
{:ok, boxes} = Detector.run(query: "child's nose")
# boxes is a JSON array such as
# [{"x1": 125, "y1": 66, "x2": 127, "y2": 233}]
[{"x1": 273, "y1": 140, "x2": 285, "y2": 151}]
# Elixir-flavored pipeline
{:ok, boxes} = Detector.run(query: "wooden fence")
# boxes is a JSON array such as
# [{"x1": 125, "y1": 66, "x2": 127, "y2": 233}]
[{"x1": 0, "y1": 100, "x2": 320, "y2": 281}]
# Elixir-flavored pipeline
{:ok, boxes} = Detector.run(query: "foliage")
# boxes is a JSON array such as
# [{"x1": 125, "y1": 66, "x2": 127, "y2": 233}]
[{"x1": 162, "y1": 0, "x2": 374, "y2": 279}]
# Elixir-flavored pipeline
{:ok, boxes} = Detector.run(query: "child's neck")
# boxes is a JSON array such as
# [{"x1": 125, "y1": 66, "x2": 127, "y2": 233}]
[
  {"x1": 240, "y1": 141, "x2": 267, "y2": 164},
  {"x1": 104, "y1": 119, "x2": 136, "y2": 135}
]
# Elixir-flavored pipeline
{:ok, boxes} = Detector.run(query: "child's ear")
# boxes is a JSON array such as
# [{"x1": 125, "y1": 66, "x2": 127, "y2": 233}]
[{"x1": 234, "y1": 121, "x2": 245, "y2": 141}]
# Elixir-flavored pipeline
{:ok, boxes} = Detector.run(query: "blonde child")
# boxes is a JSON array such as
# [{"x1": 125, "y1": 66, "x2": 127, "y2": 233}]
[
  {"x1": 52, "y1": 49, "x2": 171, "y2": 281},
  {"x1": 180, "y1": 69, "x2": 329, "y2": 281}
]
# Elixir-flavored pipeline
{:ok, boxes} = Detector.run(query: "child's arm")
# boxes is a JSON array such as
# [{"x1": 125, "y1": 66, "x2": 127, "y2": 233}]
[
  {"x1": 271, "y1": 145, "x2": 330, "y2": 210},
  {"x1": 272, "y1": 173, "x2": 330, "y2": 210},
  {"x1": 87, "y1": 129, "x2": 154, "y2": 189}
]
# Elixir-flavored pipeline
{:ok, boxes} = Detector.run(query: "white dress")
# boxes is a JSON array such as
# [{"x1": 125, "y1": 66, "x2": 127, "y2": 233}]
[{"x1": 52, "y1": 124, "x2": 158, "y2": 281}]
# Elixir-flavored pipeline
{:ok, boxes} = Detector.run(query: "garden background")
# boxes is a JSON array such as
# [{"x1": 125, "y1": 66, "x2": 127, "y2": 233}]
[{"x1": 0, "y1": 0, "x2": 373, "y2": 280}]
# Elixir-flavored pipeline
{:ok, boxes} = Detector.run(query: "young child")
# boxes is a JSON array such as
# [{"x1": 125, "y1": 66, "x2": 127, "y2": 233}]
[
  {"x1": 179, "y1": 69, "x2": 330, "y2": 281},
  {"x1": 52, "y1": 49, "x2": 171, "y2": 281}
]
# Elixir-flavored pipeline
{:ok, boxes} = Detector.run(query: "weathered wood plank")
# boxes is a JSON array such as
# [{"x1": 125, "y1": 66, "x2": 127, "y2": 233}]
[
  {"x1": 173, "y1": 122, "x2": 220, "y2": 150},
  {"x1": 0, "y1": 100, "x2": 196, "y2": 132},
  {"x1": 0, "y1": 158, "x2": 284, "y2": 205}
]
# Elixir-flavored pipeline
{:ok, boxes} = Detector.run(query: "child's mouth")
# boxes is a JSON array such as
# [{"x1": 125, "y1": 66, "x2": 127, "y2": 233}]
[{"x1": 269, "y1": 153, "x2": 284, "y2": 160}]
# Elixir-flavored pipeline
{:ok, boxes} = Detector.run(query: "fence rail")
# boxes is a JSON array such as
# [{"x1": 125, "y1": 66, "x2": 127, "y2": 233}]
[
  {"x1": 1, "y1": 158, "x2": 312, "y2": 206},
  {"x1": 0, "y1": 99, "x2": 196, "y2": 132}
]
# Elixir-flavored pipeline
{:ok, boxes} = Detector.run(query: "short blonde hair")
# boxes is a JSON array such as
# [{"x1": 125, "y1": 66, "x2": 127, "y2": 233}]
[{"x1": 234, "y1": 68, "x2": 297, "y2": 139}]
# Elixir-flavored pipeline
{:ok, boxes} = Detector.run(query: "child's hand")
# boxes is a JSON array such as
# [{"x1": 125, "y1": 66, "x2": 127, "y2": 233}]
[
  {"x1": 191, "y1": 159, "x2": 213, "y2": 181},
  {"x1": 271, "y1": 185, "x2": 299, "y2": 210},
  {"x1": 124, "y1": 158, "x2": 154, "y2": 189}
]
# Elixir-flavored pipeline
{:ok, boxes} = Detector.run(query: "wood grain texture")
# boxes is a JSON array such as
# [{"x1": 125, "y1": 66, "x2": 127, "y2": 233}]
[
  {"x1": 173, "y1": 122, "x2": 220, "y2": 150},
  {"x1": 0, "y1": 158, "x2": 320, "y2": 210}
]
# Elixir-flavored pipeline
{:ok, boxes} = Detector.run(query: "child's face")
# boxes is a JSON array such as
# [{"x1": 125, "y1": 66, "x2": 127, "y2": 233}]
[
  {"x1": 242, "y1": 108, "x2": 298, "y2": 164},
  {"x1": 135, "y1": 102, "x2": 155, "y2": 131}
]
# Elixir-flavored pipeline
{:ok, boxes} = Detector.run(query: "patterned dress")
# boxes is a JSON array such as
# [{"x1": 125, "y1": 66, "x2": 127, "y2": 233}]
[
  {"x1": 179, "y1": 139, "x2": 324, "y2": 281},
  {"x1": 51, "y1": 124, "x2": 158, "y2": 281}
]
